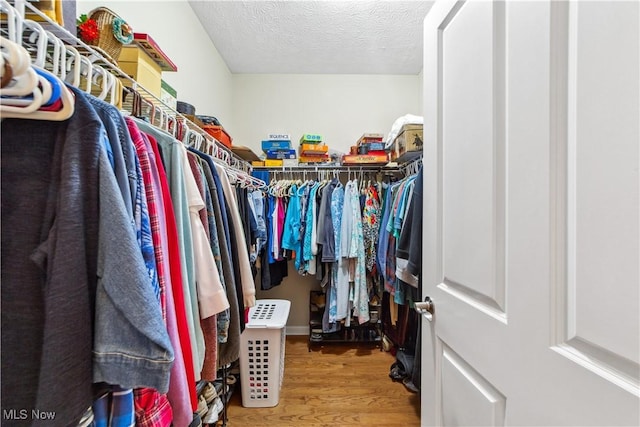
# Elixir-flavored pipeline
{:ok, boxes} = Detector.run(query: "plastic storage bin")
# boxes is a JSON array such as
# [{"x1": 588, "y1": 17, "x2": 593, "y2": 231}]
[{"x1": 239, "y1": 299, "x2": 291, "y2": 407}]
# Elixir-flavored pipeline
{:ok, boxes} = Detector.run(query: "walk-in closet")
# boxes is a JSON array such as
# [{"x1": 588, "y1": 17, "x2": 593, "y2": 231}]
[{"x1": 2, "y1": 1, "x2": 638, "y2": 426}]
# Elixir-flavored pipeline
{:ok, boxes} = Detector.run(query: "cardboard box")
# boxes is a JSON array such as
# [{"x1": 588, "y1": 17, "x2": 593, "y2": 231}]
[
  {"x1": 232, "y1": 146, "x2": 261, "y2": 162},
  {"x1": 119, "y1": 45, "x2": 162, "y2": 97},
  {"x1": 357, "y1": 133, "x2": 384, "y2": 145},
  {"x1": 133, "y1": 33, "x2": 178, "y2": 72},
  {"x1": 262, "y1": 140, "x2": 292, "y2": 152},
  {"x1": 264, "y1": 159, "x2": 284, "y2": 167},
  {"x1": 360, "y1": 142, "x2": 385, "y2": 151},
  {"x1": 299, "y1": 134, "x2": 323, "y2": 144},
  {"x1": 392, "y1": 124, "x2": 423, "y2": 161},
  {"x1": 342, "y1": 153, "x2": 389, "y2": 166},
  {"x1": 299, "y1": 143, "x2": 328, "y2": 155},
  {"x1": 299, "y1": 154, "x2": 330, "y2": 163},
  {"x1": 160, "y1": 80, "x2": 177, "y2": 110},
  {"x1": 267, "y1": 149, "x2": 297, "y2": 160}
]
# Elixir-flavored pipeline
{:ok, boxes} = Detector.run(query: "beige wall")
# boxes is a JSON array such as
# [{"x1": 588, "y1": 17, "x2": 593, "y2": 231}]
[{"x1": 231, "y1": 73, "x2": 422, "y2": 154}]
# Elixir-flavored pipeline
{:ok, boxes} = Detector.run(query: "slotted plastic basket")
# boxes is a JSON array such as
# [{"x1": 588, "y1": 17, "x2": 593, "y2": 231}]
[{"x1": 239, "y1": 299, "x2": 291, "y2": 408}]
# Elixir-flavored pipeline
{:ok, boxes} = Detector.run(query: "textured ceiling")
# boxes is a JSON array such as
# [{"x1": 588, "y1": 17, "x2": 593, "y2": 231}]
[{"x1": 188, "y1": 1, "x2": 434, "y2": 75}]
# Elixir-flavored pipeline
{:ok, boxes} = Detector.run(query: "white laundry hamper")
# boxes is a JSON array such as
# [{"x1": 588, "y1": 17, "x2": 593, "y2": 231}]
[{"x1": 239, "y1": 299, "x2": 291, "y2": 407}]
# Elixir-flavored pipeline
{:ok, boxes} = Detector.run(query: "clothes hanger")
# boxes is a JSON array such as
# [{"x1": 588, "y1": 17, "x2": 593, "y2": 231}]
[
  {"x1": 0, "y1": 65, "x2": 37, "y2": 97},
  {"x1": 0, "y1": 36, "x2": 29, "y2": 77},
  {"x1": 25, "y1": 20, "x2": 48, "y2": 69},
  {"x1": 0, "y1": 37, "x2": 49, "y2": 108},
  {"x1": 1, "y1": 67, "x2": 74, "y2": 120},
  {"x1": 109, "y1": 76, "x2": 121, "y2": 106},
  {"x1": 77, "y1": 55, "x2": 93, "y2": 93},
  {"x1": 182, "y1": 127, "x2": 197, "y2": 147},
  {"x1": 98, "y1": 68, "x2": 113, "y2": 101},
  {"x1": 0, "y1": 68, "x2": 51, "y2": 107},
  {"x1": 64, "y1": 46, "x2": 82, "y2": 88},
  {"x1": 0, "y1": 25, "x2": 64, "y2": 113},
  {"x1": 0, "y1": 37, "x2": 37, "y2": 97},
  {"x1": 34, "y1": 66, "x2": 56, "y2": 105},
  {"x1": 0, "y1": 75, "x2": 43, "y2": 112},
  {"x1": 0, "y1": 0, "x2": 19, "y2": 43},
  {"x1": 0, "y1": 54, "x2": 13, "y2": 88}
]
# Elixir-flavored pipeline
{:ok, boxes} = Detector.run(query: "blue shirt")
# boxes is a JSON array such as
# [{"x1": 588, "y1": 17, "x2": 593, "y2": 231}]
[{"x1": 281, "y1": 184, "x2": 301, "y2": 251}]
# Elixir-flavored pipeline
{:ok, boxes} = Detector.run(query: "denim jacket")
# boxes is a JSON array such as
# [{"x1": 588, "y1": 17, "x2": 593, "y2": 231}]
[
  {"x1": 88, "y1": 96, "x2": 138, "y2": 221},
  {"x1": 93, "y1": 149, "x2": 174, "y2": 392}
]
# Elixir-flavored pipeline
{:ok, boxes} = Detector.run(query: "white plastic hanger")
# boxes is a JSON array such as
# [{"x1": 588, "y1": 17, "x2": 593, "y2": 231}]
[
  {"x1": 0, "y1": 0, "x2": 19, "y2": 43},
  {"x1": 1, "y1": 65, "x2": 38, "y2": 97},
  {"x1": 0, "y1": 36, "x2": 30, "y2": 77},
  {"x1": 64, "y1": 46, "x2": 82, "y2": 88},
  {"x1": 79, "y1": 56, "x2": 92, "y2": 93},
  {"x1": 0, "y1": 37, "x2": 36, "y2": 96},
  {"x1": 1, "y1": 67, "x2": 74, "y2": 120},
  {"x1": 25, "y1": 20, "x2": 47, "y2": 69},
  {"x1": 0, "y1": 76, "x2": 43, "y2": 112},
  {"x1": 91, "y1": 65, "x2": 112, "y2": 100}
]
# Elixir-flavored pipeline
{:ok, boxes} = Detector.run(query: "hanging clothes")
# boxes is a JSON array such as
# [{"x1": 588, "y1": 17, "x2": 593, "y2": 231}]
[
  {"x1": 135, "y1": 119, "x2": 205, "y2": 380},
  {"x1": 148, "y1": 133, "x2": 199, "y2": 415},
  {"x1": 1, "y1": 87, "x2": 173, "y2": 426},
  {"x1": 214, "y1": 163, "x2": 257, "y2": 308},
  {"x1": 362, "y1": 183, "x2": 382, "y2": 273},
  {"x1": 344, "y1": 180, "x2": 369, "y2": 324},
  {"x1": 128, "y1": 118, "x2": 186, "y2": 425},
  {"x1": 192, "y1": 150, "x2": 242, "y2": 366}
]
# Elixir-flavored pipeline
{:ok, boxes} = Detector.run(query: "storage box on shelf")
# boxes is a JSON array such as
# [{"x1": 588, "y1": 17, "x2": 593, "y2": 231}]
[
  {"x1": 117, "y1": 33, "x2": 177, "y2": 99},
  {"x1": 118, "y1": 45, "x2": 162, "y2": 97},
  {"x1": 266, "y1": 149, "x2": 297, "y2": 160},
  {"x1": 342, "y1": 153, "x2": 389, "y2": 166},
  {"x1": 202, "y1": 125, "x2": 232, "y2": 149},
  {"x1": 391, "y1": 124, "x2": 423, "y2": 163},
  {"x1": 262, "y1": 140, "x2": 292, "y2": 152},
  {"x1": 160, "y1": 80, "x2": 177, "y2": 110},
  {"x1": 232, "y1": 146, "x2": 261, "y2": 162}
]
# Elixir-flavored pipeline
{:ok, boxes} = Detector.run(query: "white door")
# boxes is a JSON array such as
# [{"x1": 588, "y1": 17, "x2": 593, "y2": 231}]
[{"x1": 420, "y1": 0, "x2": 639, "y2": 425}]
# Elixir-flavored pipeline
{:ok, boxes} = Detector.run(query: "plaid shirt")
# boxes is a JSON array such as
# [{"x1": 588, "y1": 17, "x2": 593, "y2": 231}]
[
  {"x1": 133, "y1": 388, "x2": 173, "y2": 427},
  {"x1": 126, "y1": 117, "x2": 167, "y2": 321},
  {"x1": 92, "y1": 387, "x2": 135, "y2": 427}
]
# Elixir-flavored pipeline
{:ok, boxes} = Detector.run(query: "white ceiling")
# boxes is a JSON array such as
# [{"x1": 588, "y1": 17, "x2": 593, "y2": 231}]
[{"x1": 188, "y1": 1, "x2": 434, "y2": 75}]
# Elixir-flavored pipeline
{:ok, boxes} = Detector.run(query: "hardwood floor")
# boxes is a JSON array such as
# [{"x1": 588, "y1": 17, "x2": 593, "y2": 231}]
[{"x1": 225, "y1": 335, "x2": 420, "y2": 427}]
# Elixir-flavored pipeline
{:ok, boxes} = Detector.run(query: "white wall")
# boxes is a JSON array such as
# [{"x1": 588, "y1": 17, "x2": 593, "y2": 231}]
[
  {"x1": 76, "y1": 0, "x2": 235, "y2": 129},
  {"x1": 231, "y1": 74, "x2": 422, "y2": 153}
]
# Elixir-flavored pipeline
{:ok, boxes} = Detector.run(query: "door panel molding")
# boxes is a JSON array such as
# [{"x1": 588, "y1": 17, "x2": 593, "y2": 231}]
[
  {"x1": 439, "y1": 340, "x2": 507, "y2": 426},
  {"x1": 549, "y1": 0, "x2": 640, "y2": 397},
  {"x1": 437, "y1": 0, "x2": 507, "y2": 320},
  {"x1": 438, "y1": 280, "x2": 507, "y2": 323}
]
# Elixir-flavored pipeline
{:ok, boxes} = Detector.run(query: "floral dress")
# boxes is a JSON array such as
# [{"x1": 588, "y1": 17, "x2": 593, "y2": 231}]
[{"x1": 361, "y1": 184, "x2": 381, "y2": 273}]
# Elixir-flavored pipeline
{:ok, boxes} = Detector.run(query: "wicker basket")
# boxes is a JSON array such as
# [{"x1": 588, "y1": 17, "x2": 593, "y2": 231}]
[{"x1": 87, "y1": 7, "x2": 131, "y2": 63}]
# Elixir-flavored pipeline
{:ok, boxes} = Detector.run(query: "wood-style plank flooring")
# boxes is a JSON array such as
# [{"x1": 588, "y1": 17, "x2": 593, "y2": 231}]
[{"x1": 225, "y1": 335, "x2": 420, "y2": 426}]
